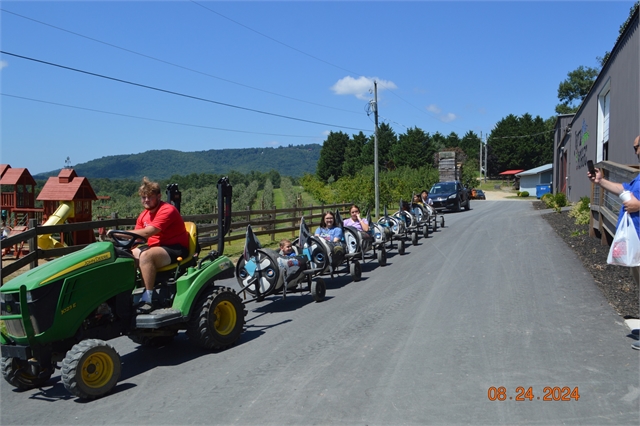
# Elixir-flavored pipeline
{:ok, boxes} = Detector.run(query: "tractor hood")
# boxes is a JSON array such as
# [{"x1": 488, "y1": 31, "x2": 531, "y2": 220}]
[{"x1": 1, "y1": 242, "x2": 117, "y2": 292}]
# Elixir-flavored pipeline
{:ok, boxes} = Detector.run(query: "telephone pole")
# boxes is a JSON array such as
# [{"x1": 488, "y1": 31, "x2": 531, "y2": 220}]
[{"x1": 373, "y1": 81, "x2": 380, "y2": 218}]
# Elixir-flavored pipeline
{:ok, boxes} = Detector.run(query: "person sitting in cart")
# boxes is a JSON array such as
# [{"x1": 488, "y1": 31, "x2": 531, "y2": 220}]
[
  {"x1": 420, "y1": 190, "x2": 433, "y2": 206},
  {"x1": 315, "y1": 211, "x2": 345, "y2": 266},
  {"x1": 129, "y1": 177, "x2": 189, "y2": 314},
  {"x1": 343, "y1": 204, "x2": 371, "y2": 233},
  {"x1": 279, "y1": 238, "x2": 296, "y2": 256}
]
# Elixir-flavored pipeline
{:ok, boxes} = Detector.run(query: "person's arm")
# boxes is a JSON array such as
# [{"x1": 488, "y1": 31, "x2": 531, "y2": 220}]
[
  {"x1": 358, "y1": 217, "x2": 370, "y2": 232},
  {"x1": 588, "y1": 168, "x2": 624, "y2": 194},
  {"x1": 588, "y1": 168, "x2": 640, "y2": 213}
]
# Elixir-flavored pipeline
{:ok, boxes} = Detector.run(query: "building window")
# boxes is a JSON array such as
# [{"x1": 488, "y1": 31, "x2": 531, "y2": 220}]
[{"x1": 597, "y1": 79, "x2": 611, "y2": 162}]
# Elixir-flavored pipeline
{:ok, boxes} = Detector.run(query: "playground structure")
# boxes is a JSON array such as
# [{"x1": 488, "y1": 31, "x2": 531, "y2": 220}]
[
  {"x1": 1, "y1": 165, "x2": 43, "y2": 257},
  {"x1": 37, "y1": 169, "x2": 98, "y2": 248}
]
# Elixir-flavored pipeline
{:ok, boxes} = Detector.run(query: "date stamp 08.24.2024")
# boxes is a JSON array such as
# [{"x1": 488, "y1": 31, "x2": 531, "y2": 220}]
[{"x1": 487, "y1": 386, "x2": 580, "y2": 401}]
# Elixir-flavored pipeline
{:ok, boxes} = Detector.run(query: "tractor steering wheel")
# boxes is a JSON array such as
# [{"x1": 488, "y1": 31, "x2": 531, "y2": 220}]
[{"x1": 107, "y1": 230, "x2": 147, "y2": 251}]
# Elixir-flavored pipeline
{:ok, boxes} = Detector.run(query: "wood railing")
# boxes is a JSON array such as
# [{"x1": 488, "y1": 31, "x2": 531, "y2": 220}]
[
  {"x1": 1, "y1": 202, "x2": 351, "y2": 284},
  {"x1": 590, "y1": 160, "x2": 639, "y2": 244}
]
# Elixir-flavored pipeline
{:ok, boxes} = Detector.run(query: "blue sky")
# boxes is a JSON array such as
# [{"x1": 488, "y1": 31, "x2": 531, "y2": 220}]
[{"x1": 0, "y1": 1, "x2": 635, "y2": 175}]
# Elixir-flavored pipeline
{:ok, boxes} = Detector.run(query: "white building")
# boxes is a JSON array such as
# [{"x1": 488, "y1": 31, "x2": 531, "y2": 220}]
[{"x1": 516, "y1": 164, "x2": 553, "y2": 198}]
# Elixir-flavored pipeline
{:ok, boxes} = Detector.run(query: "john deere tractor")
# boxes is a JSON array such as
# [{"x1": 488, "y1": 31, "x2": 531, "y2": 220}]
[{"x1": 0, "y1": 177, "x2": 245, "y2": 399}]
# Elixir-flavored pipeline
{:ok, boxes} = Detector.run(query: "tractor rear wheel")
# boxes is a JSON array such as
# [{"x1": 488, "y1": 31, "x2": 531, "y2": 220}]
[
  {"x1": 1, "y1": 356, "x2": 53, "y2": 390},
  {"x1": 61, "y1": 339, "x2": 121, "y2": 400},
  {"x1": 187, "y1": 287, "x2": 246, "y2": 350}
]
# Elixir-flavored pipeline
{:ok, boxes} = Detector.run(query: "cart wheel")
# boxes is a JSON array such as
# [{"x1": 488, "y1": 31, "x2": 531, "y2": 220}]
[
  {"x1": 433, "y1": 218, "x2": 438, "y2": 232},
  {"x1": 423, "y1": 225, "x2": 429, "y2": 238},
  {"x1": 61, "y1": 339, "x2": 121, "y2": 400},
  {"x1": 311, "y1": 278, "x2": 326, "y2": 302},
  {"x1": 398, "y1": 240, "x2": 405, "y2": 255},
  {"x1": 411, "y1": 232, "x2": 418, "y2": 246},
  {"x1": 377, "y1": 248, "x2": 387, "y2": 266},
  {"x1": 440, "y1": 217, "x2": 445, "y2": 228},
  {"x1": 350, "y1": 261, "x2": 362, "y2": 282}
]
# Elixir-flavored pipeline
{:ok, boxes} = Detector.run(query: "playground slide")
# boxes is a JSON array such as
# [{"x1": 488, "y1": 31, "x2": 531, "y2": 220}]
[{"x1": 37, "y1": 202, "x2": 74, "y2": 250}]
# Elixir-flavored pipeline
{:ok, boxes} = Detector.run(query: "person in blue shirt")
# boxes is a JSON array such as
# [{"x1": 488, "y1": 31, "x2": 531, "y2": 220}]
[
  {"x1": 315, "y1": 211, "x2": 345, "y2": 267},
  {"x1": 588, "y1": 135, "x2": 640, "y2": 350},
  {"x1": 315, "y1": 211, "x2": 343, "y2": 242}
]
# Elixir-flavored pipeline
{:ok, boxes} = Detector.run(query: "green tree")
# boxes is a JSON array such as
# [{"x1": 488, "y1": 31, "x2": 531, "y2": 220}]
[
  {"x1": 392, "y1": 127, "x2": 429, "y2": 169},
  {"x1": 361, "y1": 123, "x2": 397, "y2": 170},
  {"x1": 342, "y1": 132, "x2": 367, "y2": 177},
  {"x1": 488, "y1": 113, "x2": 554, "y2": 173},
  {"x1": 459, "y1": 131, "x2": 482, "y2": 163},
  {"x1": 555, "y1": 65, "x2": 599, "y2": 114},
  {"x1": 261, "y1": 178, "x2": 274, "y2": 209},
  {"x1": 317, "y1": 131, "x2": 349, "y2": 182}
]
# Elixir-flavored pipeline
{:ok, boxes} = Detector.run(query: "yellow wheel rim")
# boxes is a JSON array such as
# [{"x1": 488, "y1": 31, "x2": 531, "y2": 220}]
[
  {"x1": 213, "y1": 300, "x2": 237, "y2": 336},
  {"x1": 81, "y1": 352, "x2": 114, "y2": 389}
]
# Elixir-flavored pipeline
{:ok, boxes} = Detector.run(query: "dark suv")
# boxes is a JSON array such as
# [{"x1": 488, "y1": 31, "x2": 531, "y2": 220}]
[{"x1": 428, "y1": 181, "x2": 470, "y2": 212}]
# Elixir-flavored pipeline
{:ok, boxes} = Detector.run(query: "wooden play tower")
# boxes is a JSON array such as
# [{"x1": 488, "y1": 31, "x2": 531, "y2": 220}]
[
  {"x1": 37, "y1": 169, "x2": 98, "y2": 246},
  {"x1": 0, "y1": 164, "x2": 43, "y2": 226}
]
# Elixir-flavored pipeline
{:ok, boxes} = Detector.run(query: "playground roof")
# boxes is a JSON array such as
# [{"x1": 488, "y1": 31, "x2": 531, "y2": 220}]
[
  {"x1": 498, "y1": 169, "x2": 525, "y2": 176},
  {"x1": 37, "y1": 170, "x2": 97, "y2": 201},
  {"x1": 0, "y1": 167, "x2": 37, "y2": 186},
  {"x1": 0, "y1": 164, "x2": 10, "y2": 178}
]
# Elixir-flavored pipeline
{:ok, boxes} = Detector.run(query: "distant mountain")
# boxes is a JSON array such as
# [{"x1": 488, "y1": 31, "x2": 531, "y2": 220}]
[{"x1": 33, "y1": 144, "x2": 321, "y2": 180}]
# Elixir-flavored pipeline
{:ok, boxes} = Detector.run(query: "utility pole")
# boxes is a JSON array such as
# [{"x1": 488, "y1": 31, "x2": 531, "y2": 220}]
[
  {"x1": 479, "y1": 131, "x2": 483, "y2": 180},
  {"x1": 484, "y1": 133, "x2": 488, "y2": 183},
  {"x1": 373, "y1": 81, "x2": 380, "y2": 218}
]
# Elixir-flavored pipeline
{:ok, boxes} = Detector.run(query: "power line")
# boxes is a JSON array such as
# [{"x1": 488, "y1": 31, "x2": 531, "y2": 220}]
[
  {"x1": 0, "y1": 51, "x2": 371, "y2": 133},
  {"x1": 2, "y1": 93, "x2": 335, "y2": 138},
  {"x1": 189, "y1": 0, "x2": 363, "y2": 77},
  {"x1": 490, "y1": 129, "x2": 555, "y2": 140},
  {"x1": 0, "y1": 8, "x2": 363, "y2": 116}
]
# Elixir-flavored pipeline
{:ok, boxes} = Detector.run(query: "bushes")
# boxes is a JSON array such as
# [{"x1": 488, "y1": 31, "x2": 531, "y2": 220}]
[
  {"x1": 542, "y1": 192, "x2": 568, "y2": 212},
  {"x1": 517, "y1": 191, "x2": 530, "y2": 197},
  {"x1": 568, "y1": 196, "x2": 591, "y2": 225}
]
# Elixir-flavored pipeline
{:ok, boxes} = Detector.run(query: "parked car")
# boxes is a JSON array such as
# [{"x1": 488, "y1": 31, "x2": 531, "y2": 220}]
[
  {"x1": 473, "y1": 189, "x2": 486, "y2": 200},
  {"x1": 429, "y1": 181, "x2": 470, "y2": 212}
]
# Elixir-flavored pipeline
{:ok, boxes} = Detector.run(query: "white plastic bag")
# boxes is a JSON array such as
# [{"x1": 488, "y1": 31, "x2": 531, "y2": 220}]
[{"x1": 607, "y1": 212, "x2": 640, "y2": 267}]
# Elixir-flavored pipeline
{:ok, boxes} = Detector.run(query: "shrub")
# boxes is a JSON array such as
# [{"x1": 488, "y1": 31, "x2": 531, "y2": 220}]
[
  {"x1": 519, "y1": 191, "x2": 529, "y2": 197},
  {"x1": 553, "y1": 193, "x2": 568, "y2": 208},
  {"x1": 568, "y1": 196, "x2": 591, "y2": 225}
]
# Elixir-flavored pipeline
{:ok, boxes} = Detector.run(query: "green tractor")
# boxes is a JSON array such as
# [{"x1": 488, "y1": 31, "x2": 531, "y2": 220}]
[{"x1": 0, "y1": 177, "x2": 245, "y2": 399}]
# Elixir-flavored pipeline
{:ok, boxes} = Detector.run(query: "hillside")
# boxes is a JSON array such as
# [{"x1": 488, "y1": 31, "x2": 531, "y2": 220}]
[{"x1": 33, "y1": 144, "x2": 321, "y2": 180}]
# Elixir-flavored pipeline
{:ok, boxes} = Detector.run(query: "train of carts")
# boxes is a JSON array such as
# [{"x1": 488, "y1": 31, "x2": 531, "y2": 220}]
[
  {"x1": 0, "y1": 179, "x2": 448, "y2": 400},
  {"x1": 235, "y1": 199, "x2": 446, "y2": 303}
]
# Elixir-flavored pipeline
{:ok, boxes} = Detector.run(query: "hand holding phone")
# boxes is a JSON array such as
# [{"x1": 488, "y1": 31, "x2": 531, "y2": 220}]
[{"x1": 587, "y1": 160, "x2": 595, "y2": 177}]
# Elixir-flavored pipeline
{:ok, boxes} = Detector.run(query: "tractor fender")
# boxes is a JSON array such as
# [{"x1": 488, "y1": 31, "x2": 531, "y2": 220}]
[{"x1": 172, "y1": 256, "x2": 236, "y2": 318}]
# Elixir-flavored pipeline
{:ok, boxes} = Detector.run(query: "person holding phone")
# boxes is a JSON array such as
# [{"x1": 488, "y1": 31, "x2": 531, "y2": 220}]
[{"x1": 587, "y1": 135, "x2": 640, "y2": 349}]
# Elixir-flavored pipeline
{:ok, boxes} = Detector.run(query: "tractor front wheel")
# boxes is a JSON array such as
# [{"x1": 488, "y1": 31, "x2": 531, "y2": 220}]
[
  {"x1": 61, "y1": 339, "x2": 121, "y2": 400},
  {"x1": 1, "y1": 356, "x2": 53, "y2": 390},
  {"x1": 187, "y1": 287, "x2": 246, "y2": 350}
]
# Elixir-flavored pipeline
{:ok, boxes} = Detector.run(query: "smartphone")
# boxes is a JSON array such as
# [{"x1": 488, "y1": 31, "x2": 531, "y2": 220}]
[{"x1": 587, "y1": 160, "x2": 595, "y2": 175}]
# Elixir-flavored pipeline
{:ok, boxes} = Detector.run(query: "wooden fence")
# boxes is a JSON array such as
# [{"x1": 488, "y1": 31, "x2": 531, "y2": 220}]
[
  {"x1": 0, "y1": 202, "x2": 351, "y2": 284},
  {"x1": 590, "y1": 160, "x2": 639, "y2": 244}
]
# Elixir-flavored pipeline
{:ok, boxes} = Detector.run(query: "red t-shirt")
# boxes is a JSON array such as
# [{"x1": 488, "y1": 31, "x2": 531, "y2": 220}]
[{"x1": 135, "y1": 201, "x2": 189, "y2": 248}]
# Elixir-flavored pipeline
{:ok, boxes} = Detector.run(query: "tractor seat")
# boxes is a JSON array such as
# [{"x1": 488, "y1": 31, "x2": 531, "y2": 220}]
[{"x1": 157, "y1": 222, "x2": 198, "y2": 273}]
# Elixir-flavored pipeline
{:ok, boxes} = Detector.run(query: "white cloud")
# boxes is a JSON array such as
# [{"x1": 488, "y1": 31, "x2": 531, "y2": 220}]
[
  {"x1": 0, "y1": 61, "x2": 8, "y2": 70},
  {"x1": 331, "y1": 76, "x2": 397, "y2": 100},
  {"x1": 264, "y1": 141, "x2": 279, "y2": 147},
  {"x1": 321, "y1": 130, "x2": 330, "y2": 137},
  {"x1": 426, "y1": 104, "x2": 457, "y2": 123},
  {"x1": 426, "y1": 104, "x2": 441, "y2": 114},
  {"x1": 441, "y1": 113, "x2": 457, "y2": 123}
]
